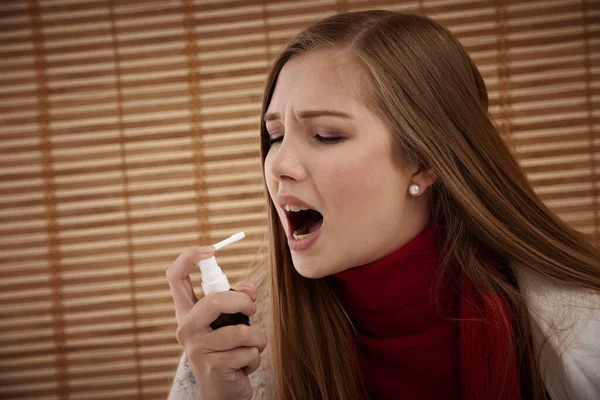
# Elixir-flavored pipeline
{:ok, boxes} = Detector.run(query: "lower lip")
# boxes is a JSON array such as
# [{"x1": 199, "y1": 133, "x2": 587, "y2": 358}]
[{"x1": 287, "y1": 224, "x2": 322, "y2": 252}]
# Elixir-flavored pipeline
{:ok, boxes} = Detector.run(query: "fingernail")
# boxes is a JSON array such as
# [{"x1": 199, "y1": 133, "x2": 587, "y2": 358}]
[
  {"x1": 235, "y1": 285, "x2": 256, "y2": 295},
  {"x1": 198, "y1": 246, "x2": 215, "y2": 255},
  {"x1": 234, "y1": 281, "x2": 256, "y2": 291}
]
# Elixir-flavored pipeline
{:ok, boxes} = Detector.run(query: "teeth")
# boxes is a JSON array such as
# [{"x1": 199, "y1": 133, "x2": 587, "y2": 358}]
[
  {"x1": 284, "y1": 204, "x2": 309, "y2": 212},
  {"x1": 293, "y1": 231, "x2": 316, "y2": 240}
]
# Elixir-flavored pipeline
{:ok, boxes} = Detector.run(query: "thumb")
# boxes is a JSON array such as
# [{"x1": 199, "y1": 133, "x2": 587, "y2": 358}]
[{"x1": 234, "y1": 281, "x2": 257, "y2": 302}]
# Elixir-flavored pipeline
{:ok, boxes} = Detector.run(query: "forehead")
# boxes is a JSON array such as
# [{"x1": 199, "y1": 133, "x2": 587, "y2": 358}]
[{"x1": 268, "y1": 49, "x2": 364, "y2": 113}]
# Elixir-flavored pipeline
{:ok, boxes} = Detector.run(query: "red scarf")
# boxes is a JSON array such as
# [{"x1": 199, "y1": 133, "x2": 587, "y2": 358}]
[{"x1": 329, "y1": 224, "x2": 520, "y2": 399}]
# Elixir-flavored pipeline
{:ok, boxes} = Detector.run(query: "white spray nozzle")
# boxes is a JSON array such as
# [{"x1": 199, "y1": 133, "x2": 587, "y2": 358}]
[
  {"x1": 213, "y1": 232, "x2": 245, "y2": 251},
  {"x1": 197, "y1": 232, "x2": 246, "y2": 294},
  {"x1": 198, "y1": 256, "x2": 230, "y2": 293}
]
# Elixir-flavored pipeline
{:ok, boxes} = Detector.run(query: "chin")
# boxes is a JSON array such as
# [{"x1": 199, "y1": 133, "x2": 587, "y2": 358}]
[{"x1": 291, "y1": 257, "x2": 331, "y2": 279}]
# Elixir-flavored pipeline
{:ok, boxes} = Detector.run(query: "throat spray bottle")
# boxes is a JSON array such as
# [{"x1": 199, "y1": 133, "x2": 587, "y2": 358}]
[{"x1": 198, "y1": 232, "x2": 250, "y2": 330}]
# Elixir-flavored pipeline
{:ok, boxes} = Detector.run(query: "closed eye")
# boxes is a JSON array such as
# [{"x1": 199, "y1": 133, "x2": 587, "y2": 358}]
[
  {"x1": 315, "y1": 134, "x2": 344, "y2": 144},
  {"x1": 268, "y1": 135, "x2": 283, "y2": 145},
  {"x1": 266, "y1": 133, "x2": 343, "y2": 146}
]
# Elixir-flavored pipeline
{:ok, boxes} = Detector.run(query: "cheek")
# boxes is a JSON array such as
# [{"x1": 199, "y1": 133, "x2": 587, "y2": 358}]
[
  {"x1": 263, "y1": 157, "x2": 276, "y2": 195},
  {"x1": 325, "y1": 158, "x2": 405, "y2": 221},
  {"x1": 326, "y1": 160, "x2": 382, "y2": 206}
]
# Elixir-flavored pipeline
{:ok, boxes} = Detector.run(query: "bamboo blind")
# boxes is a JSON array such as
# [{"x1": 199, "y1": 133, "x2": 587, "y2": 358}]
[{"x1": 0, "y1": 0, "x2": 598, "y2": 399}]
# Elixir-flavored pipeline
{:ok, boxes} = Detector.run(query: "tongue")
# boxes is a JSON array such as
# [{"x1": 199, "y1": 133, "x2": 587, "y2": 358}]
[{"x1": 294, "y1": 211, "x2": 323, "y2": 235}]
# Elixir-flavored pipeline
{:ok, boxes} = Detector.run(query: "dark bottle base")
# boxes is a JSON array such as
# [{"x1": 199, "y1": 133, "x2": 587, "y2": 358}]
[{"x1": 210, "y1": 312, "x2": 250, "y2": 330}]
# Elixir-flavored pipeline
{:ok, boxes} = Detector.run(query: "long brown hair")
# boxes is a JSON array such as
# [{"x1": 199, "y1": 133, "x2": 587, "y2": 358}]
[{"x1": 255, "y1": 10, "x2": 600, "y2": 400}]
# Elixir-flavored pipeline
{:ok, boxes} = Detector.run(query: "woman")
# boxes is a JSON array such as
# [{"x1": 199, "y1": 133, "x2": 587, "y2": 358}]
[{"x1": 167, "y1": 10, "x2": 599, "y2": 400}]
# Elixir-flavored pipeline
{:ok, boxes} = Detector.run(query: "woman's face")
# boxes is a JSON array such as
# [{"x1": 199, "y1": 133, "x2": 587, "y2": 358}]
[{"x1": 264, "y1": 49, "x2": 430, "y2": 278}]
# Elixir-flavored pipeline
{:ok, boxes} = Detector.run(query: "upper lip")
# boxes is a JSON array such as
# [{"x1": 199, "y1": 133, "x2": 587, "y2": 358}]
[{"x1": 275, "y1": 194, "x2": 318, "y2": 212}]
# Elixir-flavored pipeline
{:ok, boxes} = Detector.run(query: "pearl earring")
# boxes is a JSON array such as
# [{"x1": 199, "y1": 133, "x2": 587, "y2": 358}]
[{"x1": 409, "y1": 184, "x2": 420, "y2": 196}]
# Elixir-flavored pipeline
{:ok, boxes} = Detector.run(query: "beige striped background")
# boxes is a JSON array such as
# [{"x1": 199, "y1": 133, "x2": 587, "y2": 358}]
[{"x1": 1, "y1": 0, "x2": 598, "y2": 399}]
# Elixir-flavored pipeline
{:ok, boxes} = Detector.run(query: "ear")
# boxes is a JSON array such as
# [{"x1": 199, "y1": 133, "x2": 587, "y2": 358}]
[{"x1": 410, "y1": 168, "x2": 437, "y2": 195}]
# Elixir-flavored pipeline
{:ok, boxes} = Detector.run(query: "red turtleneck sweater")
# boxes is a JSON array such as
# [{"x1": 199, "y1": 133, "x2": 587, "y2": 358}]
[
  {"x1": 329, "y1": 224, "x2": 460, "y2": 399},
  {"x1": 329, "y1": 224, "x2": 520, "y2": 400}
]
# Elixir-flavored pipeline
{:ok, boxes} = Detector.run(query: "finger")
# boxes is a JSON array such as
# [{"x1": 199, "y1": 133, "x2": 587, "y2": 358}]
[
  {"x1": 210, "y1": 346, "x2": 260, "y2": 371},
  {"x1": 174, "y1": 275, "x2": 198, "y2": 324},
  {"x1": 167, "y1": 246, "x2": 215, "y2": 321},
  {"x1": 243, "y1": 351, "x2": 262, "y2": 375},
  {"x1": 185, "y1": 290, "x2": 257, "y2": 335},
  {"x1": 203, "y1": 325, "x2": 266, "y2": 353},
  {"x1": 233, "y1": 281, "x2": 257, "y2": 302}
]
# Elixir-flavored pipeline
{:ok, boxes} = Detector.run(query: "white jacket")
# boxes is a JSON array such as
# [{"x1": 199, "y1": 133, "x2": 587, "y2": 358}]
[
  {"x1": 514, "y1": 268, "x2": 600, "y2": 400},
  {"x1": 169, "y1": 270, "x2": 600, "y2": 400}
]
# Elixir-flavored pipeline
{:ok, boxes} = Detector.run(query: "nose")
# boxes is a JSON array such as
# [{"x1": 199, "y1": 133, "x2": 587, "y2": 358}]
[{"x1": 267, "y1": 138, "x2": 307, "y2": 182}]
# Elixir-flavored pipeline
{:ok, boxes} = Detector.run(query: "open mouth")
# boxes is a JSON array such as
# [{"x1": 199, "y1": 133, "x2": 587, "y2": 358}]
[{"x1": 284, "y1": 205, "x2": 324, "y2": 240}]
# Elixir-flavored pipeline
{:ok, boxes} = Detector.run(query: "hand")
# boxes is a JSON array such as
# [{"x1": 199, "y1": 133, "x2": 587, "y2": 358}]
[{"x1": 167, "y1": 247, "x2": 266, "y2": 400}]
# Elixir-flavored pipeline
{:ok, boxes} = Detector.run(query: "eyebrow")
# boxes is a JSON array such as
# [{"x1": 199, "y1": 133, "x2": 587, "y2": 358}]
[{"x1": 263, "y1": 110, "x2": 353, "y2": 122}]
